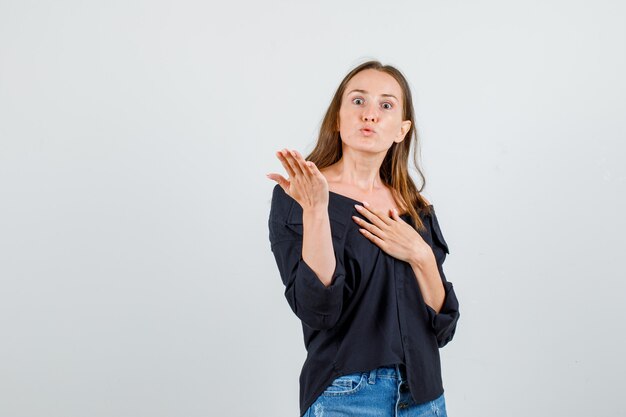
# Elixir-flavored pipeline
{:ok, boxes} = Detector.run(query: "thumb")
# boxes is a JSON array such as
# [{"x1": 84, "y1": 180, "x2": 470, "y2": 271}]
[{"x1": 266, "y1": 173, "x2": 290, "y2": 194}]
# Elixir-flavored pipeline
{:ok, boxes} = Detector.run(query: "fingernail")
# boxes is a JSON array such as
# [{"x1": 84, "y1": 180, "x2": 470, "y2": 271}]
[{"x1": 363, "y1": 201, "x2": 369, "y2": 207}]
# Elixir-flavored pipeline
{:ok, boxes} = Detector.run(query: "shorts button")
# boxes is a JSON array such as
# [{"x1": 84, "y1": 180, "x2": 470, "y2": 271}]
[{"x1": 398, "y1": 402, "x2": 409, "y2": 409}]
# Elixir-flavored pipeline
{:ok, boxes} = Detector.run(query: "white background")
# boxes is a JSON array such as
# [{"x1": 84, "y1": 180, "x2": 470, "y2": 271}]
[{"x1": 1, "y1": 0, "x2": 624, "y2": 416}]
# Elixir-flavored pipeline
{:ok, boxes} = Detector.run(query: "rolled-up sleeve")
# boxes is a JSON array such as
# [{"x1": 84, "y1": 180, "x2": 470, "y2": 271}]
[
  {"x1": 426, "y1": 208, "x2": 460, "y2": 348},
  {"x1": 268, "y1": 186, "x2": 345, "y2": 330}
]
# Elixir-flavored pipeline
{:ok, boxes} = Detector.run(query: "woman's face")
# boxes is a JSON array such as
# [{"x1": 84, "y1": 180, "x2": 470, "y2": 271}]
[{"x1": 337, "y1": 69, "x2": 411, "y2": 155}]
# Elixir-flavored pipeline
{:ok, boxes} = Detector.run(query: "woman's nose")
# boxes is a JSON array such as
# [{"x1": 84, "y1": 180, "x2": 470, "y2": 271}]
[{"x1": 362, "y1": 106, "x2": 378, "y2": 122}]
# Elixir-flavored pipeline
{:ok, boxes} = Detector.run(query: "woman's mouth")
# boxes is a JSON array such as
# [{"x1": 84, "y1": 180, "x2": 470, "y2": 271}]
[{"x1": 360, "y1": 128, "x2": 375, "y2": 136}]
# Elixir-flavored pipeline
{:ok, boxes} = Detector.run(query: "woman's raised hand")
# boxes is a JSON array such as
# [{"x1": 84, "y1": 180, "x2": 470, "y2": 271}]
[{"x1": 266, "y1": 148, "x2": 329, "y2": 211}]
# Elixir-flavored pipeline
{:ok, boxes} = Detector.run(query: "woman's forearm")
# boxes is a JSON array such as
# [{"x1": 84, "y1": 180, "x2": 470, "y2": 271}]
[
  {"x1": 302, "y1": 207, "x2": 336, "y2": 287},
  {"x1": 410, "y1": 255, "x2": 445, "y2": 313}
]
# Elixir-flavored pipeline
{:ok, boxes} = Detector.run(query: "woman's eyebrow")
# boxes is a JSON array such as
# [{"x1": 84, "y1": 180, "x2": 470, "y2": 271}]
[{"x1": 347, "y1": 89, "x2": 398, "y2": 101}]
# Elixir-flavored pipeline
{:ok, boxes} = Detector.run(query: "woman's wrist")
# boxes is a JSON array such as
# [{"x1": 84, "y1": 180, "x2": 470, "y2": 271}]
[{"x1": 408, "y1": 245, "x2": 435, "y2": 269}]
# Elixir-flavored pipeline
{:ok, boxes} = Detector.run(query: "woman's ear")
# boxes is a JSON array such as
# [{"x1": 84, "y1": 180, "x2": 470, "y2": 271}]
[{"x1": 396, "y1": 120, "x2": 411, "y2": 143}]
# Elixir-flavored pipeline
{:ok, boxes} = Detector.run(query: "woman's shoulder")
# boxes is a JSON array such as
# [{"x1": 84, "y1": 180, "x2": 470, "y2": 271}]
[{"x1": 269, "y1": 184, "x2": 295, "y2": 222}]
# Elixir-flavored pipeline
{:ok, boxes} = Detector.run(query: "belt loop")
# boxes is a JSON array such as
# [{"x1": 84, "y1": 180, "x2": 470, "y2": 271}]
[
  {"x1": 368, "y1": 367, "x2": 377, "y2": 384},
  {"x1": 396, "y1": 364, "x2": 404, "y2": 381}
]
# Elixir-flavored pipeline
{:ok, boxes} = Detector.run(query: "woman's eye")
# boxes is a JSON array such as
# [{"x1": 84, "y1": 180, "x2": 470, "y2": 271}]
[{"x1": 352, "y1": 97, "x2": 393, "y2": 110}]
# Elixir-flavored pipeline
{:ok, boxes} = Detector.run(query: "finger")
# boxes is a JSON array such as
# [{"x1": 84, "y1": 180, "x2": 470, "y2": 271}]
[
  {"x1": 365, "y1": 201, "x2": 395, "y2": 225},
  {"x1": 296, "y1": 151, "x2": 317, "y2": 177},
  {"x1": 267, "y1": 173, "x2": 290, "y2": 192},
  {"x1": 390, "y1": 208, "x2": 401, "y2": 221},
  {"x1": 359, "y1": 227, "x2": 386, "y2": 249},
  {"x1": 277, "y1": 149, "x2": 297, "y2": 179},
  {"x1": 285, "y1": 149, "x2": 305, "y2": 177},
  {"x1": 305, "y1": 159, "x2": 323, "y2": 179},
  {"x1": 360, "y1": 201, "x2": 393, "y2": 228},
  {"x1": 291, "y1": 149, "x2": 313, "y2": 177},
  {"x1": 352, "y1": 211, "x2": 385, "y2": 240}
]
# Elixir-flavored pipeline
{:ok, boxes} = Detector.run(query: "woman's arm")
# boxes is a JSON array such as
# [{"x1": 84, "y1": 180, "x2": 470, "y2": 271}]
[
  {"x1": 268, "y1": 187, "x2": 347, "y2": 331},
  {"x1": 302, "y1": 207, "x2": 337, "y2": 287},
  {"x1": 267, "y1": 148, "x2": 347, "y2": 330},
  {"x1": 410, "y1": 257, "x2": 446, "y2": 313},
  {"x1": 421, "y1": 204, "x2": 460, "y2": 348}
]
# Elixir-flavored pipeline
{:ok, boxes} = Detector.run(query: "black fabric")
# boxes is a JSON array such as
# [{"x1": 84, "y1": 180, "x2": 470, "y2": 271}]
[{"x1": 268, "y1": 184, "x2": 460, "y2": 417}]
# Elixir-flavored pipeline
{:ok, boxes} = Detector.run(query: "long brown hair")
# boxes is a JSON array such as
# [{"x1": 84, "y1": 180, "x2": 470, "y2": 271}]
[{"x1": 305, "y1": 60, "x2": 433, "y2": 232}]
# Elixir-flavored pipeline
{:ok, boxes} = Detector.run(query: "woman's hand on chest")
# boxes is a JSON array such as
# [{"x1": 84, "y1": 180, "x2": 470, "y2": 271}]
[{"x1": 352, "y1": 201, "x2": 434, "y2": 267}]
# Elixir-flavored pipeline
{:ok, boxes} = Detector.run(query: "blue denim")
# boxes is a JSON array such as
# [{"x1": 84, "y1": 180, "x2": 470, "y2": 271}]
[{"x1": 303, "y1": 364, "x2": 447, "y2": 417}]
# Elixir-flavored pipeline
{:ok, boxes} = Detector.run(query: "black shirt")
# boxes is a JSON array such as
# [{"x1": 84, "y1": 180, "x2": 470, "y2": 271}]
[{"x1": 268, "y1": 184, "x2": 460, "y2": 417}]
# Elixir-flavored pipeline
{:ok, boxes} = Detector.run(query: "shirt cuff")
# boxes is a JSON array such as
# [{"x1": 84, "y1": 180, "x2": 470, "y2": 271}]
[
  {"x1": 425, "y1": 281, "x2": 460, "y2": 348},
  {"x1": 294, "y1": 256, "x2": 346, "y2": 329}
]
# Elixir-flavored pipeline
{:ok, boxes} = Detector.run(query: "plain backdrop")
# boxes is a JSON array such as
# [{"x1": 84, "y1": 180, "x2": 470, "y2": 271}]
[{"x1": 1, "y1": 0, "x2": 625, "y2": 416}]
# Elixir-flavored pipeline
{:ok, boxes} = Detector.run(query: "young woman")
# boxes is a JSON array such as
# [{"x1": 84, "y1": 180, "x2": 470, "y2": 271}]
[{"x1": 266, "y1": 60, "x2": 460, "y2": 417}]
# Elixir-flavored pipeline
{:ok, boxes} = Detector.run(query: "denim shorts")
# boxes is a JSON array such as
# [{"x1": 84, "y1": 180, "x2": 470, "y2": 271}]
[{"x1": 303, "y1": 364, "x2": 447, "y2": 417}]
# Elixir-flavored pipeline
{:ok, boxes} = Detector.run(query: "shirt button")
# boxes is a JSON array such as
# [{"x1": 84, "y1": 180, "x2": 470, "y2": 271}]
[{"x1": 399, "y1": 382, "x2": 409, "y2": 393}]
